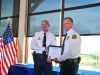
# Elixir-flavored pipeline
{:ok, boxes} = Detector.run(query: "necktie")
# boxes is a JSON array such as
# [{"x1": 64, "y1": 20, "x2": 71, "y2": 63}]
[
  {"x1": 43, "y1": 33, "x2": 46, "y2": 47},
  {"x1": 62, "y1": 33, "x2": 67, "y2": 47},
  {"x1": 43, "y1": 33, "x2": 46, "y2": 58},
  {"x1": 62, "y1": 33, "x2": 67, "y2": 54}
]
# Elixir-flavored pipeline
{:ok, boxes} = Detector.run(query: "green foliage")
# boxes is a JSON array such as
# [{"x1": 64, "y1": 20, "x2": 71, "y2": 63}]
[
  {"x1": 80, "y1": 52, "x2": 100, "y2": 70},
  {"x1": 81, "y1": 51, "x2": 100, "y2": 60}
]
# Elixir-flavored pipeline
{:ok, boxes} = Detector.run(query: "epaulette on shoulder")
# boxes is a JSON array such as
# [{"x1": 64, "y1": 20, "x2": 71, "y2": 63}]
[{"x1": 33, "y1": 34, "x2": 35, "y2": 37}]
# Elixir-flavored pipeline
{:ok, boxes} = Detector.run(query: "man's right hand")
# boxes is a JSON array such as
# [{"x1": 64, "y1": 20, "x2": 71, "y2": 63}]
[{"x1": 47, "y1": 56, "x2": 52, "y2": 63}]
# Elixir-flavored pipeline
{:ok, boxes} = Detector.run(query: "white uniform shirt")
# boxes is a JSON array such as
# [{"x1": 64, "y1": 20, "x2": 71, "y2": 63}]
[
  {"x1": 57, "y1": 28, "x2": 81, "y2": 62},
  {"x1": 31, "y1": 31, "x2": 56, "y2": 54}
]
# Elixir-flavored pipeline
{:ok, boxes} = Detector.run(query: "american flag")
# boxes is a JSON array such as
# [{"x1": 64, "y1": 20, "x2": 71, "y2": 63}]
[{"x1": 0, "y1": 24, "x2": 19, "y2": 75}]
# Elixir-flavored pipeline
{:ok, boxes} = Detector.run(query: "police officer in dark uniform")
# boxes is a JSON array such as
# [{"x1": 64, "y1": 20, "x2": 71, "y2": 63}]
[
  {"x1": 31, "y1": 20, "x2": 56, "y2": 75},
  {"x1": 47, "y1": 17, "x2": 81, "y2": 75}
]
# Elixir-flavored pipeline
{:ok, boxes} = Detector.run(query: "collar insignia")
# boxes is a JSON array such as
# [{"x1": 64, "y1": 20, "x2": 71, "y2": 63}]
[
  {"x1": 38, "y1": 36, "x2": 41, "y2": 40},
  {"x1": 67, "y1": 36, "x2": 69, "y2": 40}
]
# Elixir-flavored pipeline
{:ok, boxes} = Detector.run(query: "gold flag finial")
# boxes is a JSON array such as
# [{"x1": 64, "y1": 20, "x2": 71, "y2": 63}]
[{"x1": 7, "y1": 18, "x2": 12, "y2": 25}]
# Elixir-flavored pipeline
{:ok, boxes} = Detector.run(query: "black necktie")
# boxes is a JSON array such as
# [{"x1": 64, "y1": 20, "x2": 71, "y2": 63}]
[
  {"x1": 43, "y1": 33, "x2": 46, "y2": 47},
  {"x1": 43, "y1": 33, "x2": 46, "y2": 58},
  {"x1": 62, "y1": 33, "x2": 67, "y2": 47},
  {"x1": 62, "y1": 33, "x2": 67, "y2": 54}
]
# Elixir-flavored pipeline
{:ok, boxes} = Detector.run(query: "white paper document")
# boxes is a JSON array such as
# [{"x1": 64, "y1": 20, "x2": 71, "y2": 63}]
[{"x1": 48, "y1": 46, "x2": 62, "y2": 60}]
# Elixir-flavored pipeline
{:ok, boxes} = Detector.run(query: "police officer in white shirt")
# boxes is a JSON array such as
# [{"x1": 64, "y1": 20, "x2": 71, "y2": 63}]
[
  {"x1": 47, "y1": 17, "x2": 81, "y2": 75},
  {"x1": 31, "y1": 20, "x2": 56, "y2": 75}
]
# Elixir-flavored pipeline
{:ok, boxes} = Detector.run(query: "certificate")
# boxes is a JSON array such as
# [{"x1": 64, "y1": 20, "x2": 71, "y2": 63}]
[{"x1": 48, "y1": 45, "x2": 63, "y2": 60}]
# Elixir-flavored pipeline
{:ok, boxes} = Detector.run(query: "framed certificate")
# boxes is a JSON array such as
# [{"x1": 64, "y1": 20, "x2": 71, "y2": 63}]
[{"x1": 48, "y1": 45, "x2": 63, "y2": 60}]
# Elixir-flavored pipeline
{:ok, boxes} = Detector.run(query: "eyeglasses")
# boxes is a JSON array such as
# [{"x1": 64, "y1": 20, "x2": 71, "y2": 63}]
[{"x1": 41, "y1": 23, "x2": 48, "y2": 26}]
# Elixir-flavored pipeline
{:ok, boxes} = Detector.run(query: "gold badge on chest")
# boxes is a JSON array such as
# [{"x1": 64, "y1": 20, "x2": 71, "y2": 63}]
[
  {"x1": 67, "y1": 36, "x2": 69, "y2": 40},
  {"x1": 38, "y1": 36, "x2": 41, "y2": 40}
]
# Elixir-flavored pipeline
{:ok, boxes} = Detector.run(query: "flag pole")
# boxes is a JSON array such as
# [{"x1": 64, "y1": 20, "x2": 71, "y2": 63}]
[
  {"x1": 7, "y1": 17, "x2": 12, "y2": 25},
  {"x1": 7, "y1": 17, "x2": 19, "y2": 63},
  {"x1": 7, "y1": 18, "x2": 17, "y2": 46}
]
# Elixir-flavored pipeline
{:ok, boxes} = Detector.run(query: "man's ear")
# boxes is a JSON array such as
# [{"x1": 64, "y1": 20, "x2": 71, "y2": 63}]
[{"x1": 71, "y1": 23, "x2": 74, "y2": 27}]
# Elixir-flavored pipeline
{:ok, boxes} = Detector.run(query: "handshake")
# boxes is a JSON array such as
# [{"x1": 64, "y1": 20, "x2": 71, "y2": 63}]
[{"x1": 47, "y1": 56, "x2": 59, "y2": 63}]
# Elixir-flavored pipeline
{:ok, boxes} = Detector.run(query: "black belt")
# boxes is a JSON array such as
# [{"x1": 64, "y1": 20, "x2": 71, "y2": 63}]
[
  {"x1": 61, "y1": 57, "x2": 81, "y2": 64},
  {"x1": 35, "y1": 53, "x2": 47, "y2": 59}
]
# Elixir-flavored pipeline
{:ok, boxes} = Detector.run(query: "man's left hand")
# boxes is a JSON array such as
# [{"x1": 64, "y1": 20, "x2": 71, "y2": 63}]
[
  {"x1": 45, "y1": 47, "x2": 48, "y2": 53},
  {"x1": 54, "y1": 58, "x2": 59, "y2": 63}
]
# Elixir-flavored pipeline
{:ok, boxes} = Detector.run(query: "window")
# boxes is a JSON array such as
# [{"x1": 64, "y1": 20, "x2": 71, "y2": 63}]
[
  {"x1": 0, "y1": 0, "x2": 20, "y2": 37},
  {"x1": 28, "y1": 0, "x2": 61, "y2": 13},
  {"x1": 65, "y1": 0, "x2": 100, "y2": 8},
  {"x1": 0, "y1": 0, "x2": 20, "y2": 18},
  {"x1": 64, "y1": 6, "x2": 100, "y2": 35},
  {"x1": 27, "y1": 0, "x2": 100, "y2": 71},
  {"x1": 80, "y1": 36, "x2": 100, "y2": 71},
  {"x1": 28, "y1": 12, "x2": 60, "y2": 36}
]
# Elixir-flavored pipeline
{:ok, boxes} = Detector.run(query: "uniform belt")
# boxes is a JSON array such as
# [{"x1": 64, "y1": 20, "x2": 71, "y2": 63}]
[
  {"x1": 61, "y1": 57, "x2": 81, "y2": 64},
  {"x1": 35, "y1": 53, "x2": 47, "y2": 59}
]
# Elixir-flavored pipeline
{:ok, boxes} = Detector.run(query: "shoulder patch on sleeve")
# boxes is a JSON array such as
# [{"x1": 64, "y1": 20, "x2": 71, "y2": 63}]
[
  {"x1": 72, "y1": 34, "x2": 77, "y2": 39},
  {"x1": 33, "y1": 34, "x2": 35, "y2": 37}
]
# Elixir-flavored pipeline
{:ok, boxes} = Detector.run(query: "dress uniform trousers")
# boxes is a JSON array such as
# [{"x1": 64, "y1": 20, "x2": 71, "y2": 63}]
[
  {"x1": 34, "y1": 54, "x2": 52, "y2": 75},
  {"x1": 60, "y1": 58, "x2": 80, "y2": 75}
]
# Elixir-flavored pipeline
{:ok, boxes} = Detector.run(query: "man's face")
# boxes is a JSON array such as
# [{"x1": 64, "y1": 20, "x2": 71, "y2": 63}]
[
  {"x1": 41, "y1": 20, "x2": 50, "y2": 32},
  {"x1": 63, "y1": 19, "x2": 73, "y2": 32}
]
